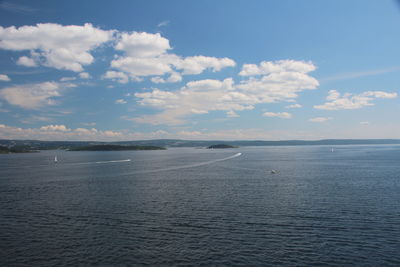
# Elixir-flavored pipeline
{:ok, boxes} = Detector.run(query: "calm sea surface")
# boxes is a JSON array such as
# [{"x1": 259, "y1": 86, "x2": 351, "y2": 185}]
[{"x1": 1, "y1": 145, "x2": 400, "y2": 266}]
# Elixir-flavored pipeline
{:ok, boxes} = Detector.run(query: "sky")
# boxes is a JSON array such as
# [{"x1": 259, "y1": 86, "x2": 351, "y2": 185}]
[{"x1": 0, "y1": 0, "x2": 399, "y2": 141}]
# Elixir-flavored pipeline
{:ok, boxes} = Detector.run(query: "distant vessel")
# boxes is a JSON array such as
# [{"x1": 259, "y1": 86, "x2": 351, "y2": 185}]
[
  {"x1": 271, "y1": 169, "x2": 278, "y2": 174},
  {"x1": 54, "y1": 156, "x2": 58, "y2": 163},
  {"x1": 331, "y1": 148, "x2": 334, "y2": 152}
]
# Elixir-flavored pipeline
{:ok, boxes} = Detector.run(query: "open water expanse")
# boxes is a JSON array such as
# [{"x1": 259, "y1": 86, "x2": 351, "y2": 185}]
[{"x1": 1, "y1": 145, "x2": 400, "y2": 266}]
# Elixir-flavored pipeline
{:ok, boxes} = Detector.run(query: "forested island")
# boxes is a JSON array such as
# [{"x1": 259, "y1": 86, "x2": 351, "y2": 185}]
[
  {"x1": 69, "y1": 144, "x2": 166, "y2": 151},
  {"x1": 0, "y1": 145, "x2": 36, "y2": 154}
]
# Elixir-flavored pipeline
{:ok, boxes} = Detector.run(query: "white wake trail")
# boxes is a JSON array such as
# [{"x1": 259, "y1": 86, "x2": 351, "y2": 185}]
[
  {"x1": 132, "y1": 152, "x2": 242, "y2": 174},
  {"x1": 94, "y1": 159, "x2": 131, "y2": 164},
  {"x1": 70, "y1": 159, "x2": 132, "y2": 165}
]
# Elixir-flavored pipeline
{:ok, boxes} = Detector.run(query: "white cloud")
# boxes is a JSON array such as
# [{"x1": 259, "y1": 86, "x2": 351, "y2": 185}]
[
  {"x1": 314, "y1": 90, "x2": 397, "y2": 110},
  {"x1": 286, "y1": 103, "x2": 302, "y2": 109},
  {"x1": 60, "y1": 77, "x2": 76, "y2": 82},
  {"x1": 177, "y1": 56, "x2": 236, "y2": 75},
  {"x1": 115, "y1": 32, "x2": 171, "y2": 58},
  {"x1": 133, "y1": 59, "x2": 317, "y2": 125},
  {"x1": 360, "y1": 121, "x2": 370, "y2": 125},
  {"x1": 0, "y1": 81, "x2": 65, "y2": 109},
  {"x1": 115, "y1": 99, "x2": 127, "y2": 104},
  {"x1": 0, "y1": 123, "x2": 174, "y2": 141},
  {"x1": 17, "y1": 56, "x2": 37, "y2": 67},
  {"x1": 0, "y1": 74, "x2": 11, "y2": 81},
  {"x1": 151, "y1": 72, "x2": 182, "y2": 83},
  {"x1": 226, "y1": 110, "x2": 239, "y2": 118},
  {"x1": 309, "y1": 117, "x2": 332, "y2": 122},
  {"x1": 1, "y1": 122, "x2": 399, "y2": 141},
  {"x1": 237, "y1": 72, "x2": 319, "y2": 103},
  {"x1": 0, "y1": 23, "x2": 114, "y2": 72},
  {"x1": 263, "y1": 111, "x2": 292, "y2": 119},
  {"x1": 109, "y1": 32, "x2": 235, "y2": 83},
  {"x1": 239, "y1": 60, "x2": 316, "y2": 76},
  {"x1": 40, "y1": 124, "x2": 69, "y2": 131},
  {"x1": 111, "y1": 56, "x2": 172, "y2": 77},
  {"x1": 79, "y1": 72, "x2": 91, "y2": 79},
  {"x1": 102, "y1": 70, "x2": 129, "y2": 84},
  {"x1": 0, "y1": 124, "x2": 127, "y2": 141}
]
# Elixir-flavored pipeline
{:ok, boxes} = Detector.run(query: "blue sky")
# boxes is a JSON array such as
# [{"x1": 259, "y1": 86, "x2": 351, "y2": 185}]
[{"x1": 0, "y1": 0, "x2": 399, "y2": 140}]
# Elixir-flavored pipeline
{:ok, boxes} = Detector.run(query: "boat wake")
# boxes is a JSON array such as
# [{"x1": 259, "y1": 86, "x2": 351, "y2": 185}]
[
  {"x1": 76, "y1": 159, "x2": 132, "y2": 165},
  {"x1": 131, "y1": 152, "x2": 242, "y2": 174}
]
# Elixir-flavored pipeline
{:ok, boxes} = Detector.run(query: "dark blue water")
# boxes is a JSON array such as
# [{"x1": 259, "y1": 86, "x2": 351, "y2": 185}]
[{"x1": 1, "y1": 145, "x2": 400, "y2": 266}]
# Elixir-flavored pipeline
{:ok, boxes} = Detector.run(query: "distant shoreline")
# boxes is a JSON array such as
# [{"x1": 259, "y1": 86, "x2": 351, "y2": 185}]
[
  {"x1": 69, "y1": 145, "x2": 166, "y2": 151},
  {"x1": 0, "y1": 139, "x2": 399, "y2": 152}
]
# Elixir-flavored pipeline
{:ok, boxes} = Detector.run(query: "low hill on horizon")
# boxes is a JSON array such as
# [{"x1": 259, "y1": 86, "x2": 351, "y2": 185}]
[{"x1": 0, "y1": 138, "x2": 400, "y2": 151}]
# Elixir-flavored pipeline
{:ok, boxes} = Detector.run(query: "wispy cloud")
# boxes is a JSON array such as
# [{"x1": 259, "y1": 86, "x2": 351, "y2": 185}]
[
  {"x1": 321, "y1": 66, "x2": 400, "y2": 83},
  {"x1": 157, "y1": 20, "x2": 169, "y2": 27},
  {"x1": 0, "y1": 1, "x2": 37, "y2": 13},
  {"x1": 20, "y1": 115, "x2": 53, "y2": 124},
  {"x1": 309, "y1": 117, "x2": 332, "y2": 123}
]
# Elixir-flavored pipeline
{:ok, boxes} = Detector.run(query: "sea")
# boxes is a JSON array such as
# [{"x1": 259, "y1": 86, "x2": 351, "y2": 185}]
[{"x1": 1, "y1": 145, "x2": 400, "y2": 266}]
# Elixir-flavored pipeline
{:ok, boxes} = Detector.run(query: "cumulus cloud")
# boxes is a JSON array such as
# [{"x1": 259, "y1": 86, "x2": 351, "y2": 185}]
[
  {"x1": 0, "y1": 123, "x2": 308, "y2": 141},
  {"x1": 151, "y1": 72, "x2": 182, "y2": 83},
  {"x1": 79, "y1": 72, "x2": 91, "y2": 79},
  {"x1": 0, "y1": 74, "x2": 10, "y2": 81},
  {"x1": 286, "y1": 103, "x2": 302, "y2": 109},
  {"x1": 0, "y1": 23, "x2": 114, "y2": 72},
  {"x1": 0, "y1": 123, "x2": 176, "y2": 141},
  {"x1": 0, "y1": 124, "x2": 127, "y2": 141},
  {"x1": 60, "y1": 77, "x2": 76, "y2": 82},
  {"x1": 115, "y1": 99, "x2": 127, "y2": 104},
  {"x1": 226, "y1": 110, "x2": 239, "y2": 118},
  {"x1": 132, "y1": 60, "x2": 317, "y2": 125},
  {"x1": 133, "y1": 78, "x2": 253, "y2": 125},
  {"x1": 17, "y1": 55, "x2": 37, "y2": 67},
  {"x1": 263, "y1": 111, "x2": 292, "y2": 119},
  {"x1": 111, "y1": 56, "x2": 172, "y2": 77},
  {"x1": 314, "y1": 90, "x2": 397, "y2": 110},
  {"x1": 0, "y1": 81, "x2": 67, "y2": 109},
  {"x1": 40, "y1": 124, "x2": 69, "y2": 131},
  {"x1": 102, "y1": 70, "x2": 129, "y2": 84},
  {"x1": 239, "y1": 60, "x2": 316, "y2": 76},
  {"x1": 309, "y1": 117, "x2": 332, "y2": 122},
  {"x1": 115, "y1": 32, "x2": 171, "y2": 58},
  {"x1": 177, "y1": 56, "x2": 236, "y2": 75},
  {"x1": 3, "y1": 24, "x2": 234, "y2": 82},
  {"x1": 108, "y1": 31, "x2": 235, "y2": 83}
]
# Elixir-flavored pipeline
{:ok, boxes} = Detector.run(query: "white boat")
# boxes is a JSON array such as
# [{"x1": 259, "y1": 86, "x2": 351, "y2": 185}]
[
  {"x1": 271, "y1": 169, "x2": 278, "y2": 174},
  {"x1": 54, "y1": 156, "x2": 58, "y2": 163}
]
